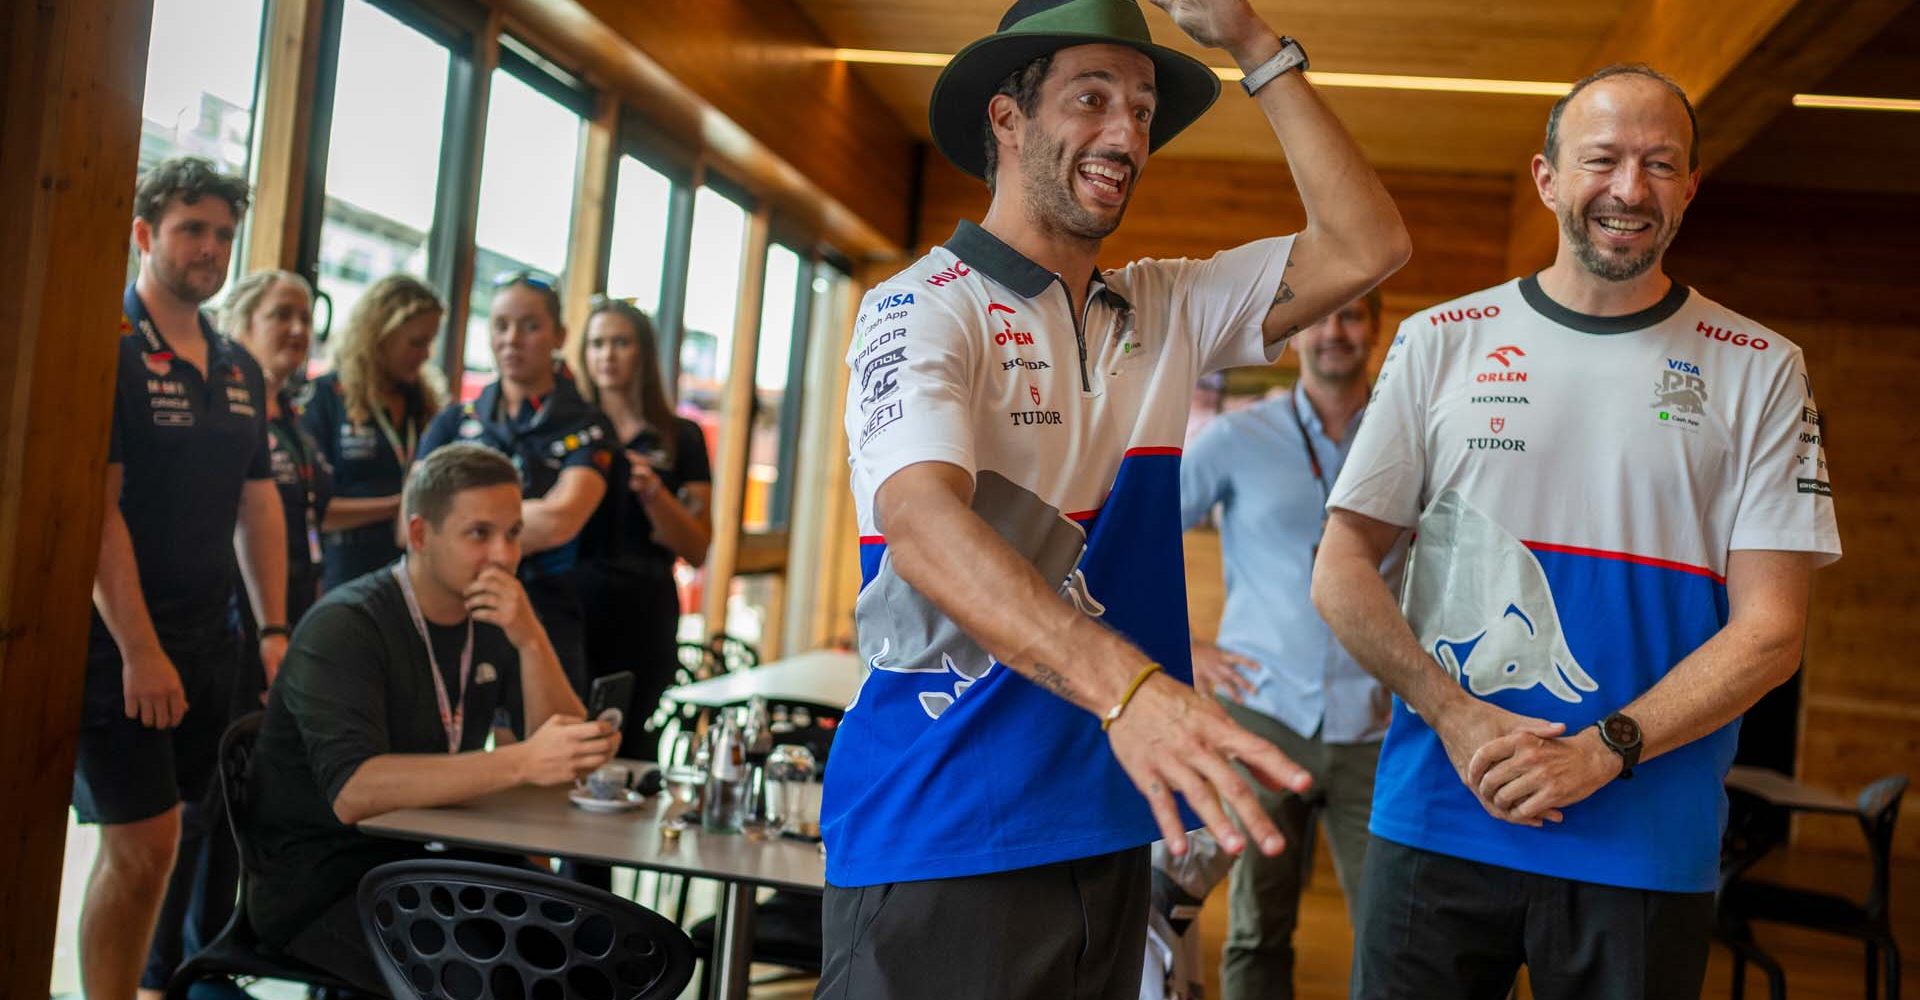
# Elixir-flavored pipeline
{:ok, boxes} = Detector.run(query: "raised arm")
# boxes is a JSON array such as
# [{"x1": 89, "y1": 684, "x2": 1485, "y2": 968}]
[
  {"x1": 878, "y1": 459, "x2": 1310, "y2": 856},
  {"x1": 1150, "y1": 0, "x2": 1410, "y2": 344}
]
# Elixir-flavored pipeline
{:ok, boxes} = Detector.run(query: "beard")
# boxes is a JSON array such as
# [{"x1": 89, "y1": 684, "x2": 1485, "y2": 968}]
[
  {"x1": 1019, "y1": 125, "x2": 1130, "y2": 243},
  {"x1": 1560, "y1": 196, "x2": 1680, "y2": 282},
  {"x1": 152, "y1": 253, "x2": 226, "y2": 305}
]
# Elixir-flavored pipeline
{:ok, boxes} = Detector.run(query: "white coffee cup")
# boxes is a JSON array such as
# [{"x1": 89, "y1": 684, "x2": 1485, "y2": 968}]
[{"x1": 584, "y1": 762, "x2": 636, "y2": 801}]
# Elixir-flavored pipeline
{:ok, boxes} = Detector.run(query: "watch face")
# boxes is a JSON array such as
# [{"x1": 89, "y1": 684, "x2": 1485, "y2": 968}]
[{"x1": 1604, "y1": 714, "x2": 1641, "y2": 747}]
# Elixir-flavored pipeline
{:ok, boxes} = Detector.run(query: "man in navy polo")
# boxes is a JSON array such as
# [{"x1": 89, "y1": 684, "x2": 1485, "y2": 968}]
[{"x1": 75, "y1": 156, "x2": 289, "y2": 1000}]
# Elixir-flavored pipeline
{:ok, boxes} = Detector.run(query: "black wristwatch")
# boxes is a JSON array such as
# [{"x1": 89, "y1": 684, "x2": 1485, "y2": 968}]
[
  {"x1": 260, "y1": 624, "x2": 292, "y2": 640},
  {"x1": 1594, "y1": 712, "x2": 1642, "y2": 780}
]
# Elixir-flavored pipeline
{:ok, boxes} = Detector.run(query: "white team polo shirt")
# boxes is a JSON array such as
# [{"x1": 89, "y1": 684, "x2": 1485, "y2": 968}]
[
  {"x1": 1331, "y1": 274, "x2": 1841, "y2": 892},
  {"x1": 824, "y1": 220, "x2": 1294, "y2": 887}
]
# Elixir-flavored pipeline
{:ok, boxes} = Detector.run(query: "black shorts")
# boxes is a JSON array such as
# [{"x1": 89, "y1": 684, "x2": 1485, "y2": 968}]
[
  {"x1": 1352, "y1": 837, "x2": 1715, "y2": 1000},
  {"x1": 816, "y1": 846, "x2": 1149, "y2": 1000},
  {"x1": 72, "y1": 624, "x2": 239, "y2": 825}
]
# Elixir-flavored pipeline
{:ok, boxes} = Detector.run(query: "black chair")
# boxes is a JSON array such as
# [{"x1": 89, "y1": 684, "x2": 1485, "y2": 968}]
[
  {"x1": 1718, "y1": 771, "x2": 1907, "y2": 1000},
  {"x1": 165, "y1": 712, "x2": 359, "y2": 999},
  {"x1": 358, "y1": 859, "x2": 696, "y2": 1000},
  {"x1": 688, "y1": 890, "x2": 821, "y2": 999}
]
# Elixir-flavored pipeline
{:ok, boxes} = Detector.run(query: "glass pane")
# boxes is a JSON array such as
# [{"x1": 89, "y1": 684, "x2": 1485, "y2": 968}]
[
  {"x1": 743, "y1": 245, "x2": 801, "y2": 532},
  {"x1": 464, "y1": 66, "x2": 583, "y2": 394},
  {"x1": 725, "y1": 573, "x2": 782, "y2": 653},
  {"x1": 312, "y1": 0, "x2": 451, "y2": 367},
  {"x1": 605, "y1": 155, "x2": 674, "y2": 313},
  {"x1": 676, "y1": 187, "x2": 748, "y2": 481},
  {"x1": 137, "y1": 0, "x2": 267, "y2": 286}
]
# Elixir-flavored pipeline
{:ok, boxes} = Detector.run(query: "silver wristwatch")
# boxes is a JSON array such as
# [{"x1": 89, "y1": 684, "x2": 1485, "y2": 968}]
[{"x1": 1240, "y1": 37, "x2": 1309, "y2": 98}]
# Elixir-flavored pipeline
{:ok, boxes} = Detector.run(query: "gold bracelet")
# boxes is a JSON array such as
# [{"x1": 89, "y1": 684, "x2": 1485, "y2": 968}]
[{"x1": 1102, "y1": 662, "x2": 1163, "y2": 732}]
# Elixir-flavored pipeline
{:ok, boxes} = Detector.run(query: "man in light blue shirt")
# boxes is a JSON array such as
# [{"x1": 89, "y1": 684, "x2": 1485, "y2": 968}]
[{"x1": 1180, "y1": 289, "x2": 1404, "y2": 1000}]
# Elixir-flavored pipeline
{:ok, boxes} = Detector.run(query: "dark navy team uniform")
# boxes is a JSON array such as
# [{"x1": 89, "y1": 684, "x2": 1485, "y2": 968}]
[
  {"x1": 418, "y1": 373, "x2": 613, "y2": 692},
  {"x1": 74, "y1": 284, "x2": 272, "y2": 826},
  {"x1": 571, "y1": 416, "x2": 711, "y2": 760},
  {"x1": 239, "y1": 390, "x2": 334, "y2": 694},
  {"x1": 301, "y1": 371, "x2": 427, "y2": 590}
]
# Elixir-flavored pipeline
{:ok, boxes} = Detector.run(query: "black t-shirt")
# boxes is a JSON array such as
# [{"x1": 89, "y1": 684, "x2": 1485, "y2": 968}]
[
  {"x1": 417, "y1": 373, "x2": 614, "y2": 578},
  {"x1": 245, "y1": 566, "x2": 522, "y2": 947},
  {"x1": 93, "y1": 284, "x2": 272, "y2": 648},
  {"x1": 576, "y1": 416, "x2": 711, "y2": 575}
]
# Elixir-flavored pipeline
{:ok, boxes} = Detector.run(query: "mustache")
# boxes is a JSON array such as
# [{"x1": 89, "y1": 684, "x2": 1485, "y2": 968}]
[
  {"x1": 1586, "y1": 197, "x2": 1662, "y2": 224},
  {"x1": 1077, "y1": 150, "x2": 1137, "y2": 175}
]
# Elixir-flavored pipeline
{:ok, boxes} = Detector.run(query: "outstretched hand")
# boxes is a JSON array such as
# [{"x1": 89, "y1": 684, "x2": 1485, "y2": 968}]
[
  {"x1": 1146, "y1": 0, "x2": 1271, "y2": 54},
  {"x1": 1107, "y1": 672, "x2": 1312, "y2": 858}
]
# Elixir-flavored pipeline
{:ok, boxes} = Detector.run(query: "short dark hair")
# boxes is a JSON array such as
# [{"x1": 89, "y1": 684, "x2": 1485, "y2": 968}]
[
  {"x1": 982, "y1": 54, "x2": 1055, "y2": 193},
  {"x1": 133, "y1": 156, "x2": 251, "y2": 226},
  {"x1": 404, "y1": 443, "x2": 520, "y2": 528},
  {"x1": 1544, "y1": 64, "x2": 1698, "y2": 172}
]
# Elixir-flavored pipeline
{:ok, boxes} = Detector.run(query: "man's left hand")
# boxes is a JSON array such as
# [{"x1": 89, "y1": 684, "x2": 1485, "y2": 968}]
[
  {"x1": 259, "y1": 633, "x2": 289, "y2": 698},
  {"x1": 466, "y1": 567, "x2": 541, "y2": 649},
  {"x1": 1469, "y1": 725, "x2": 1621, "y2": 825}
]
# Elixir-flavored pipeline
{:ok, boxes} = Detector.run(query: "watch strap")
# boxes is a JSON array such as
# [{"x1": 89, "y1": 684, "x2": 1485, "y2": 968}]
[
  {"x1": 1240, "y1": 37, "x2": 1309, "y2": 98},
  {"x1": 1595, "y1": 715, "x2": 1641, "y2": 779}
]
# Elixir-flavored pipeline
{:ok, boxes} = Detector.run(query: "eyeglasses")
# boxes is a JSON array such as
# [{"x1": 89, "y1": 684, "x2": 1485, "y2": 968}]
[{"x1": 492, "y1": 270, "x2": 558, "y2": 292}]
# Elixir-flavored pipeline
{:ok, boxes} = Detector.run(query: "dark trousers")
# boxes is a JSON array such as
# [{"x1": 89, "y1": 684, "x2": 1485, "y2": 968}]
[
  {"x1": 816, "y1": 846, "x2": 1150, "y2": 1000},
  {"x1": 282, "y1": 891, "x2": 390, "y2": 995},
  {"x1": 1351, "y1": 838, "x2": 1715, "y2": 1000}
]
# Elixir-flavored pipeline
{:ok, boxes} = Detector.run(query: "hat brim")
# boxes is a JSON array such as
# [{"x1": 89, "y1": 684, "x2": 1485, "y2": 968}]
[{"x1": 930, "y1": 33, "x2": 1221, "y2": 181}]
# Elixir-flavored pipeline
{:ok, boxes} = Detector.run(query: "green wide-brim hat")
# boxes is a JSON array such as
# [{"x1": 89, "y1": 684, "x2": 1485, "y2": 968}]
[{"x1": 930, "y1": 0, "x2": 1221, "y2": 180}]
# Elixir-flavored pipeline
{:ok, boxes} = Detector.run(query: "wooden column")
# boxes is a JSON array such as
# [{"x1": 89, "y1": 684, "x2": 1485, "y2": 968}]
[
  {"x1": 562, "y1": 91, "x2": 619, "y2": 338},
  {"x1": 0, "y1": 0, "x2": 153, "y2": 992},
  {"x1": 699, "y1": 207, "x2": 771, "y2": 638},
  {"x1": 244, "y1": 0, "x2": 327, "y2": 274}
]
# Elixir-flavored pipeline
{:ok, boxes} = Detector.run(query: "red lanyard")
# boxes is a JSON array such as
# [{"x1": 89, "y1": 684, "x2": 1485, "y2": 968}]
[{"x1": 392, "y1": 559, "x2": 472, "y2": 753}]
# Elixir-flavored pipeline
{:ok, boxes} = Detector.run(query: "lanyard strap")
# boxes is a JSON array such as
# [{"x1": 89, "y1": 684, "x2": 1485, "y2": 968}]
[
  {"x1": 371, "y1": 400, "x2": 416, "y2": 469},
  {"x1": 391, "y1": 558, "x2": 473, "y2": 754},
  {"x1": 273, "y1": 405, "x2": 317, "y2": 508},
  {"x1": 1289, "y1": 388, "x2": 1332, "y2": 510}
]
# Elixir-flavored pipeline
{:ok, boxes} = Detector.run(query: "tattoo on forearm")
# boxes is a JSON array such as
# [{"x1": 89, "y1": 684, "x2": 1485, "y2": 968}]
[
  {"x1": 1273, "y1": 281, "x2": 1295, "y2": 306},
  {"x1": 1031, "y1": 663, "x2": 1077, "y2": 701}
]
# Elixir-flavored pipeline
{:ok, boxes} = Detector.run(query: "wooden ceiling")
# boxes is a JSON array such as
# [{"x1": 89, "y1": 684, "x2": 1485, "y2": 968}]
[{"x1": 794, "y1": 0, "x2": 1634, "y2": 175}]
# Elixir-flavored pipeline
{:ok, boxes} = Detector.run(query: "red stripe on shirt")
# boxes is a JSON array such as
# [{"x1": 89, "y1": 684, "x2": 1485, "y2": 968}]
[{"x1": 1524, "y1": 540, "x2": 1726, "y2": 585}]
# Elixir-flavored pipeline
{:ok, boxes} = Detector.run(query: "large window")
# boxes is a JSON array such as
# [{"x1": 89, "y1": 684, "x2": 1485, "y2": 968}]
[
  {"x1": 605, "y1": 154, "x2": 676, "y2": 316},
  {"x1": 137, "y1": 0, "x2": 268, "y2": 284},
  {"x1": 676, "y1": 186, "x2": 750, "y2": 466},
  {"x1": 462, "y1": 58, "x2": 586, "y2": 393},
  {"x1": 742, "y1": 243, "x2": 805, "y2": 532},
  {"x1": 311, "y1": 0, "x2": 453, "y2": 363}
]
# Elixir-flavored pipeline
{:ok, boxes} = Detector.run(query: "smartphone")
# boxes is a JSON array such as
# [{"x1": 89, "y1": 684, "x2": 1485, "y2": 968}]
[{"x1": 588, "y1": 671, "x2": 636, "y2": 725}]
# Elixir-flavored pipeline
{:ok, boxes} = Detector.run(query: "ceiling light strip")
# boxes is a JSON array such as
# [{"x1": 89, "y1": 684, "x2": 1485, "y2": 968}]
[
  {"x1": 831, "y1": 48, "x2": 1571, "y2": 96},
  {"x1": 1792, "y1": 93, "x2": 1920, "y2": 112}
]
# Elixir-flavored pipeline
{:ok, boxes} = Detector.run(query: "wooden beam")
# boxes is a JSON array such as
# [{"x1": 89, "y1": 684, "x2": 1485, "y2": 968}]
[
  {"x1": 563, "y1": 91, "x2": 619, "y2": 338},
  {"x1": 0, "y1": 0, "x2": 152, "y2": 992},
  {"x1": 700, "y1": 207, "x2": 772, "y2": 638},
  {"x1": 1505, "y1": 0, "x2": 1916, "y2": 273},
  {"x1": 245, "y1": 0, "x2": 326, "y2": 274}
]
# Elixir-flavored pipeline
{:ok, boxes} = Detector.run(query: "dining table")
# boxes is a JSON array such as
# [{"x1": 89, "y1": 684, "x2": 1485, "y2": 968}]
[{"x1": 361, "y1": 781, "x2": 824, "y2": 999}]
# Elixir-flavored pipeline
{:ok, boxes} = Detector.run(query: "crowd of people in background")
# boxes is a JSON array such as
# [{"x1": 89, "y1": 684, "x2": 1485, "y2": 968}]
[{"x1": 73, "y1": 154, "x2": 711, "y2": 999}]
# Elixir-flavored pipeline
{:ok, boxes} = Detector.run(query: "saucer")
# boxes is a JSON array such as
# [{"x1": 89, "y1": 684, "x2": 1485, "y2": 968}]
[{"x1": 569, "y1": 788, "x2": 647, "y2": 813}]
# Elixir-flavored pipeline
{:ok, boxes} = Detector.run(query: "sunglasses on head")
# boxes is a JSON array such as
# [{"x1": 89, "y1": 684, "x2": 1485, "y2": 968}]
[{"x1": 492, "y1": 270, "x2": 557, "y2": 292}]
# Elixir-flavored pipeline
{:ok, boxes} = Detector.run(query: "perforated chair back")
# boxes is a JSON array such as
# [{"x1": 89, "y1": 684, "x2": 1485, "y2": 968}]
[{"x1": 358, "y1": 859, "x2": 696, "y2": 1000}]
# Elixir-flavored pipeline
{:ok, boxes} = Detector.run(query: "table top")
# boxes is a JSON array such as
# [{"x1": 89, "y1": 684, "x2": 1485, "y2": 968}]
[
  {"x1": 359, "y1": 783, "x2": 826, "y2": 893},
  {"x1": 1726, "y1": 765, "x2": 1856, "y2": 814},
  {"x1": 663, "y1": 649, "x2": 862, "y2": 709}
]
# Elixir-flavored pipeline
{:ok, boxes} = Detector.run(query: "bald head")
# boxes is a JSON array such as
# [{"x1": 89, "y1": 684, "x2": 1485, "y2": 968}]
[{"x1": 1545, "y1": 64, "x2": 1697, "y2": 172}]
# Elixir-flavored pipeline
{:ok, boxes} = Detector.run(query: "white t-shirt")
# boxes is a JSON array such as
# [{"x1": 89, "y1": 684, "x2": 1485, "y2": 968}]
[
  {"x1": 823, "y1": 220, "x2": 1294, "y2": 888},
  {"x1": 1329, "y1": 274, "x2": 1840, "y2": 892}
]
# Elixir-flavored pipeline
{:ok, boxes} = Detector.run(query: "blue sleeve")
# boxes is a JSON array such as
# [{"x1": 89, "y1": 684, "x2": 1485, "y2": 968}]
[
  {"x1": 299, "y1": 381, "x2": 338, "y2": 469},
  {"x1": 416, "y1": 403, "x2": 463, "y2": 458},
  {"x1": 244, "y1": 361, "x2": 273, "y2": 481},
  {"x1": 1180, "y1": 415, "x2": 1236, "y2": 530},
  {"x1": 559, "y1": 417, "x2": 615, "y2": 476}
]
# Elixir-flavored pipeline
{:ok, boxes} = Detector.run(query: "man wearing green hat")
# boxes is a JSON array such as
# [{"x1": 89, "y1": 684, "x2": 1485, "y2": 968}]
[{"x1": 823, "y1": 0, "x2": 1409, "y2": 994}]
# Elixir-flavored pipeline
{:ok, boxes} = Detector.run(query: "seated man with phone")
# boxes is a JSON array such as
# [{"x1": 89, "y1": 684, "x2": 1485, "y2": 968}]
[{"x1": 245, "y1": 443, "x2": 620, "y2": 989}]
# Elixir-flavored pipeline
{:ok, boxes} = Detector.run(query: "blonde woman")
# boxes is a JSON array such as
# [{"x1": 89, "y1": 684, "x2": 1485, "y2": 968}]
[{"x1": 300, "y1": 274, "x2": 445, "y2": 589}]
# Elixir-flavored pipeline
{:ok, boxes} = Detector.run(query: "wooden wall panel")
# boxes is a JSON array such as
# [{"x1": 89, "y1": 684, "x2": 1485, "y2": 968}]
[
  {"x1": 0, "y1": 0, "x2": 152, "y2": 991},
  {"x1": 1666, "y1": 182, "x2": 1920, "y2": 856}
]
